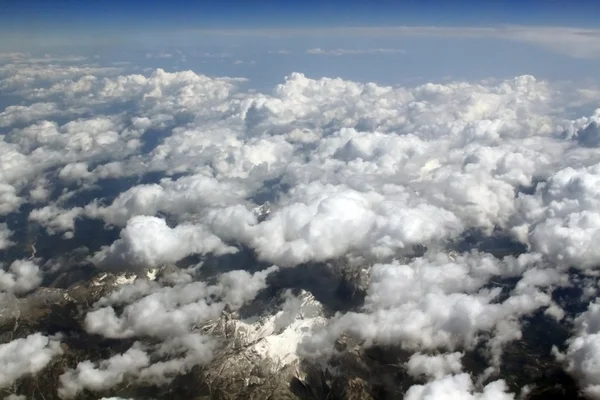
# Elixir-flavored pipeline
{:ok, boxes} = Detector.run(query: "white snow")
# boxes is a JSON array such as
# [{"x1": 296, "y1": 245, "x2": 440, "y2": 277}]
[
  {"x1": 146, "y1": 268, "x2": 158, "y2": 281},
  {"x1": 114, "y1": 273, "x2": 136, "y2": 286},
  {"x1": 233, "y1": 290, "x2": 327, "y2": 366},
  {"x1": 251, "y1": 317, "x2": 327, "y2": 365}
]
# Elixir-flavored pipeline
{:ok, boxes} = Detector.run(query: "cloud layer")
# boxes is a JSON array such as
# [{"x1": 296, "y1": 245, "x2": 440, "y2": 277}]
[{"x1": 2, "y1": 54, "x2": 600, "y2": 398}]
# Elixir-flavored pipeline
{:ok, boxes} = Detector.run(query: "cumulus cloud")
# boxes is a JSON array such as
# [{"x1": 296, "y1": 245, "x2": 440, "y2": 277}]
[
  {"x1": 60, "y1": 265, "x2": 277, "y2": 396},
  {"x1": 0, "y1": 260, "x2": 43, "y2": 295},
  {"x1": 29, "y1": 205, "x2": 83, "y2": 235},
  {"x1": 299, "y1": 251, "x2": 551, "y2": 371},
  {"x1": 59, "y1": 344, "x2": 150, "y2": 398},
  {"x1": 59, "y1": 334, "x2": 218, "y2": 398},
  {"x1": 91, "y1": 215, "x2": 236, "y2": 272},
  {"x1": 84, "y1": 173, "x2": 253, "y2": 227},
  {"x1": 404, "y1": 373, "x2": 514, "y2": 400},
  {"x1": 560, "y1": 300, "x2": 600, "y2": 399},
  {"x1": 406, "y1": 352, "x2": 464, "y2": 380},
  {"x1": 0, "y1": 333, "x2": 63, "y2": 389},
  {"x1": 85, "y1": 266, "x2": 277, "y2": 339},
  {"x1": 513, "y1": 162, "x2": 600, "y2": 269},
  {"x1": 0, "y1": 223, "x2": 14, "y2": 250},
  {"x1": 4, "y1": 56, "x2": 600, "y2": 397},
  {"x1": 4, "y1": 395, "x2": 27, "y2": 400}
]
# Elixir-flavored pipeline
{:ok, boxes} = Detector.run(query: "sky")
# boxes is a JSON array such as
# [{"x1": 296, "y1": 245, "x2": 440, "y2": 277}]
[
  {"x1": 2, "y1": 0, "x2": 600, "y2": 89},
  {"x1": 2, "y1": 0, "x2": 600, "y2": 30},
  {"x1": 5, "y1": 1, "x2": 600, "y2": 399}
]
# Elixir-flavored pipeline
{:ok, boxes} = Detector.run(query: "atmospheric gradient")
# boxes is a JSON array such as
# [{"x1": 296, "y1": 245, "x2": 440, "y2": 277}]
[{"x1": 2, "y1": 1, "x2": 600, "y2": 399}]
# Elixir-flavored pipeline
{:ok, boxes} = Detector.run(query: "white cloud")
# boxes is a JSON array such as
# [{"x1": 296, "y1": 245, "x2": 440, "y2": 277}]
[
  {"x1": 0, "y1": 223, "x2": 14, "y2": 250},
  {"x1": 29, "y1": 205, "x2": 83, "y2": 235},
  {"x1": 3, "y1": 56, "x2": 600, "y2": 396},
  {"x1": 0, "y1": 260, "x2": 43, "y2": 295},
  {"x1": 560, "y1": 300, "x2": 600, "y2": 399},
  {"x1": 84, "y1": 265, "x2": 277, "y2": 339},
  {"x1": 0, "y1": 333, "x2": 63, "y2": 389},
  {"x1": 406, "y1": 352, "x2": 464, "y2": 380},
  {"x1": 91, "y1": 215, "x2": 237, "y2": 272},
  {"x1": 84, "y1": 172, "x2": 253, "y2": 227},
  {"x1": 59, "y1": 344, "x2": 150, "y2": 398},
  {"x1": 0, "y1": 102, "x2": 59, "y2": 128},
  {"x1": 513, "y1": 161, "x2": 600, "y2": 269},
  {"x1": 59, "y1": 334, "x2": 218, "y2": 398},
  {"x1": 299, "y1": 251, "x2": 550, "y2": 369},
  {"x1": 404, "y1": 373, "x2": 514, "y2": 400},
  {"x1": 306, "y1": 48, "x2": 406, "y2": 56},
  {"x1": 4, "y1": 395, "x2": 27, "y2": 400},
  {"x1": 60, "y1": 265, "x2": 277, "y2": 395},
  {"x1": 195, "y1": 25, "x2": 600, "y2": 58}
]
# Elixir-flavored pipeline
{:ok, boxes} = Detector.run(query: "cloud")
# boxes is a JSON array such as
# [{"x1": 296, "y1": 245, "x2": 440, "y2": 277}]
[
  {"x1": 0, "y1": 333, "x2": 63, "y2": 389},
  {"x1": 84, "y1": 266, "x2": 277, "y2": 339},
  {"x1": 406, "y1": 352, "x2": 464, "y2": 380},
  {"x1": 58, "y1": 344, "x2": 150, "y2": 398},
  {"x1": 560, "y1": 300, "x2": 600, "y2": 399},
  {"x1": 513, "y1": 162, "x2": 600, "y2": 269},
  {"x1": 4, "y1": 55, "x2": 600, "y2": 396},
  {"x1": 59, "y1": 266, "x2": 278, "y2": 396},
  {"x1": 146, "y1": 52, "x2": 174, "y2": 59},
  {"x1": 194, "y1": 25, "x2": 600, "y2": 58},
  {"x1": 404, "y1": 373, "x2": 514, "y2": 400},
  {"x1": 299, "y1": 251, "x2": 552, "y2": 370},
  {"x1": 0, "y1": 260, "x2": 43, "y2": 295},
  {"x1": 206, "y1": 183, "x2": 463, "y2": 266},
  {"x1": 0, "y1": 223, "x2": 14, "y2": 250},
  {"x1": 306, "y1": 48, "x2": 406, "y2": 56},
  {"x1": 29, "y1": 205, "x2": 84, "y2": 235},
  {"x1": 84, "y1": 172, "x2": 254, "y2": 227},
  {"x1": 91, "y1": 215, "x2": 237, "y2": 272},
  {"x1": 59, "y1": 334, "x2": 218, "y2": 399}
]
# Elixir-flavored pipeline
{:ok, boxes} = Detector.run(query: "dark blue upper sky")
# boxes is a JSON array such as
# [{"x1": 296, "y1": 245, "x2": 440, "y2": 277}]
[{"x1": 1, "y1": 0, "x2": 599, "y2": 33}]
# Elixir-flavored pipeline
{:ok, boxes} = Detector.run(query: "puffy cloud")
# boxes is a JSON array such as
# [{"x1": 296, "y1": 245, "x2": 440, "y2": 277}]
[
  {"x1": 0, "y1": 102, "x2": 59, "y2": 128},
  {"x1": 136, "y1": 333, "x2": 216, "y2": 382},
  {"x1": 85, "y1": 172, "x2": 253, "y2": 227},
  {"x1": 406, "y1": 352, "x2": 464, "y2": 380},
  {"x1": 0, "y1": 260, "x2": 43, "y2": 295},
  {"x1": 4, "y1": 395, "x2": 27, "y2": 400},
  {"x1": 4, "y1": 57, "x2": 600, "y2": 397},
  {"x1": 58, "y1": 162, "x2": 91, "y2": 182},
  {"x1": 59, "y1": 334, "x2": 218, "y2": 399},
  {"x1": 0, "y1": 61, "x2": 121, "y2": 93},
  {"x1": 0, "y1": 333, "x2": 63, "y2": 389},
  {"x1": 61, "y1": 266, "x2": 277, "y2": 396},
  {"x1": 85, "y1": 266, "x2": 277, "y2": 339},
  {"x1": 560, "y1": 300, "x2": 600, "y2": 399},
  {"x1": 58, "y1": 344, "x2": 150, "y2": 398},
  {"x1": 0, "y1": 223, "x2": 14, "y2": 250},
  {"x1": 91, "y1": 215, "x2": 236, "y2": 272},
  {"x1": 205, "y1": 183, "x2": 463, "y2": 266},
  {"x1": 404, "y1": 374, "x2": 514, "y2": 400},
  {"x1": 29, "y1": 205, "x2": 83, "y2": 235},
  {"x1": 217, "y1": 265, "x2": 279, "y2": 308},
  {"x1": 299, "y1": 251, "x2": 550, "y2": 368},
  {"x1": 0, "y1": 184, "x2": 21, "y2": 215},
  {"x1": 513, "y1": 162, "x2": 600, "y2": 269}
]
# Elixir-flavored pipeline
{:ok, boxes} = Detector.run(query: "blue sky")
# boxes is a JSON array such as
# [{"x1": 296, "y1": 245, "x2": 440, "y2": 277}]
[
  {"x1": 1, "y1": 0, "x2": 599, "y2": 31},
  {"x1": 2, "y1": 0, "x2": 600, "y2": 90}
]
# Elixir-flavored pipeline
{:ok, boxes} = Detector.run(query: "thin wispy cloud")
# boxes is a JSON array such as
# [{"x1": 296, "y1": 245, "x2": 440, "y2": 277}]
[
  {"x1": 192, "y1": 25, "x2": 600, "y2": 59},
  {"x1": 306, "y1": 48, "x2": 407, "y2": 56}
]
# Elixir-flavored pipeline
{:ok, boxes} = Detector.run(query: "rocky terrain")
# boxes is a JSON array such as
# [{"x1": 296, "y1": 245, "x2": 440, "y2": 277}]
[{"x1": 0, "y1": 250, "x2": 589, "y2": 400}]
